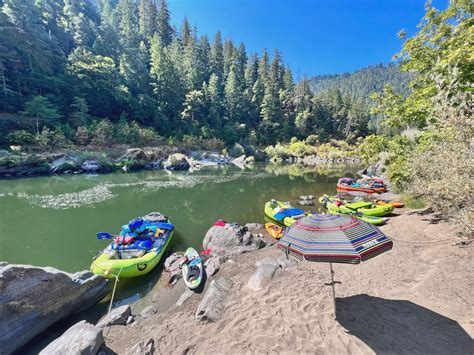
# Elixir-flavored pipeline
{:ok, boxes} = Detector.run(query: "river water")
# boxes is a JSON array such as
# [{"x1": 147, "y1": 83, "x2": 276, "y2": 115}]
[{"x1": 1, "y1": 163, "x2": 359, "y2": 343}]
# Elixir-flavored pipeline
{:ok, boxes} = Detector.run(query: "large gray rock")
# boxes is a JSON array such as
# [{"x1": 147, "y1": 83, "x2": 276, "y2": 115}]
[
  {"x1": 164, "y1": 153, "x2": 190, "y2": 170},
  {"x1": 196, "y1": 276, "x2": 233, "y2": 322},
  {"x1": 118, "y1": 148, "x2": 148, "y2": 162},
  {"x1": 40, "y1": 321, "x2": 104, "y2": 355},
  {"x1": 0, "y1": 263, "x2": 110, "y2": 354},
  {"x1": 246, "y1": 258, "x2": 280, "y2": 291},
  {"x1": 204, "y1": 256, "x2": 220, "y2": 276},
  {"x1": 96, "y1": 305, "x2": 131, "y2": 328},
  {"x1": 125, "y1": 338, "x2": 155, "y2": 355},
  {"x1": 202, "y1": 222, "x2": 266, "y2": 258}
]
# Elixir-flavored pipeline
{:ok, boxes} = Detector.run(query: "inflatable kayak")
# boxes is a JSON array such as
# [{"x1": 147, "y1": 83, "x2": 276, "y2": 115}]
[
  {"x1": 265, "y1": 223, "x2": 285, "y2": 239},
  {"x1": 319, "y1": 195, "x2": 393, "y2": 216},
  {"x1": 375, "y1": 199, "x2": 405, "y2": 208},
  {"x1": 91, "y1": 213, "x2": 174, "y2": 279},
  {"x1": 319, "y1": 196, "x2": 387, "y2": 225},
  {"x1": 181, "y1": 247, "x2": 203, "y2": 290},
  {"x1": 264, "y1": 200, "x2": 310, "y2": 227},
  {"x1": 336, "y1": 177, "x2": 386, "y2": 194}
]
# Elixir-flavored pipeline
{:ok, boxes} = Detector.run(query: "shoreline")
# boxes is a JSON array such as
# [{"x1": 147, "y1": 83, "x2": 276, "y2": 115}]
[{"x1": 102, "y1": 208, "x2": 473, "y2": 354}]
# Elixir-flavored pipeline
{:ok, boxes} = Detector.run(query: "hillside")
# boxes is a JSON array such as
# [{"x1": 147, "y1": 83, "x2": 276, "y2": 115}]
[{"x1": 310, "y1": 64, "x2": 412, "y2": 102}]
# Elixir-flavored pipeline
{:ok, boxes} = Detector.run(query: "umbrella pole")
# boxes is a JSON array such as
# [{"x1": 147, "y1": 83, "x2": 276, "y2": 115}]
[{"x1": 325, "y1": 262, "x2": 340, "y2": 319}]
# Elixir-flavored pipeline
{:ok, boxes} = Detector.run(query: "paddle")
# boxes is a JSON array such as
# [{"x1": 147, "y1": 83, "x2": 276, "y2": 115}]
[{"x1": 96, "y1": 232, "x2": 114, "y2": 240}]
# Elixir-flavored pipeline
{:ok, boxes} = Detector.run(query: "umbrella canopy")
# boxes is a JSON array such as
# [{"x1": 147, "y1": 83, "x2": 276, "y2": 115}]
[{"x1": 278, "y1": 213, "x2": 393, "y2": 264}]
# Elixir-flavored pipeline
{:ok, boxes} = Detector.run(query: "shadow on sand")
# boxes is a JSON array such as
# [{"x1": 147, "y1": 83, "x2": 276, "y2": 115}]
[{"x1": 336, "y1": 294, "x2": 473, "y2": 354}]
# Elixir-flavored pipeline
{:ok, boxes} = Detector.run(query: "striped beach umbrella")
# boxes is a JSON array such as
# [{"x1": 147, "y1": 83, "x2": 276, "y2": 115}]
[{"x1": 278, "y1": 213, "x2": 393, "y2": 316}]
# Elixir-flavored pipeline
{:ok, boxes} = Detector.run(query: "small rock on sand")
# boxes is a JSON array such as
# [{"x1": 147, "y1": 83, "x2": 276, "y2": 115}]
[
  {"x1": 246, "y1": 258, "x2": 280, "y2": 291},
  {"x1": 204, "y1": 256, "x2": 221, "y2": 276},
  {"x1": 196, "y1": 276, "x2": 233, "y2": 322},
  {"x1": 96, "y1": 305, "x2": 131, "y2": 328},
  {"x1": 125, "y1": 338, "x2": 155, "y2": 355},
  {"x1": 140, "y1": 305, "x2": 157, "y2": 319},
  {"x1": 176, "y1": 289, "x2": 195, "y2": 307}
]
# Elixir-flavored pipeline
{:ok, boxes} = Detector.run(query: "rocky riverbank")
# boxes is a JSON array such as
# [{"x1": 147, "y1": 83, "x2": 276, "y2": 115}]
[
  {"x1": 0, "y1": 146, "x2": 361, "y2": 179},
  {"x1": 28, "y1": 208, "x2": 473, "y2": 354}
]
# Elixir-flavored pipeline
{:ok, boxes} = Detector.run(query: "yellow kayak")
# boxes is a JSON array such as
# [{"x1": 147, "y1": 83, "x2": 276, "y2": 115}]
[{"x1": 265, "y1": 223, "x2": 285, "y2": 239}]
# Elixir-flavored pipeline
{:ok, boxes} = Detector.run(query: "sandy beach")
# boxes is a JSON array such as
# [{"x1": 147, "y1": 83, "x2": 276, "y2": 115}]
[{"x1": 105, "y1": 208, "x2": 473, "y2": 354}]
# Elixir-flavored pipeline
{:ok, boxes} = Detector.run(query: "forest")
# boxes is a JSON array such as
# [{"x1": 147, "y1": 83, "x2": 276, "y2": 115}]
[{"x1": 0, "y1": 0, "x2": 405, "y2": 151}]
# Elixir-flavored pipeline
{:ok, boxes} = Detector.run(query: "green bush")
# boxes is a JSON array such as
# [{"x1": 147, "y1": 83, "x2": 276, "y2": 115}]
[
  {"x1": 7, "y1": 130, "x2": 36, "y2": 146},
  {"x1": 305, "y1": 134, "x2": 320, "y2": 146},
  {"x1": 229, "y1": 143, "x2": 245, "y2": 157}
]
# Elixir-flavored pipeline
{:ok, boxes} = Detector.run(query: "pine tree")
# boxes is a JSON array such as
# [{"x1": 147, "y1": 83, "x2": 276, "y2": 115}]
[
  {"x1": 156, "y1": 0, "x2": 173, "y2": 45},
  {"x1": 70, "y1": 96, "x2": 90, "y2": 125},
  {"x1": 210, "y1": 31, "x2": 224, "y2": 89},
  {"x1": 118, "y1": 0, "x2": 139, "y2": 49},
  {"x1": 139, "y1": 0, "x2": 158, "y2": 40},
  {"x1": 223, "y1": 38, "x2": 235, "y2": 81},
  {"x1": 206, "y1": 73, "x2": 223, "y2": 128},
  {"x1": 180, "y1": 17, "x2": 191, "y2": 47},
  {"x1": 224, "y1": 65, "x2": 243, "y2": 124}
]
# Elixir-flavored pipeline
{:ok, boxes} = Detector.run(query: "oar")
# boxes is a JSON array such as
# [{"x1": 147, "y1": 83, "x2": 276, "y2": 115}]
[{"x1": 97, "y1": 232, "x2": 114, "y2": 240}]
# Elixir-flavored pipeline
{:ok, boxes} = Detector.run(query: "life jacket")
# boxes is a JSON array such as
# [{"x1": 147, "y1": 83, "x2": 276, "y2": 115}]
[{"x1": 114, "y1": 236, "x2": 135, "y2": 245}]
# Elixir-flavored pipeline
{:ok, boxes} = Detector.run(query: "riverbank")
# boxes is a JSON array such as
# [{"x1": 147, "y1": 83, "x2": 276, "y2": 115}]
[
  {"x1": 0, "y1": 141, "x2": 361, "y2": 179},
  {"x1": 104, "y1": 208, "x2": 473, "y2": 354}
]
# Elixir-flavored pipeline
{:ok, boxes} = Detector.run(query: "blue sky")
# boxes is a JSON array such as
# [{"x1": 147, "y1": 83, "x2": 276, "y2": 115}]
[{"x1": 168, "y1": 0, "x2": 448, "y2": 76}]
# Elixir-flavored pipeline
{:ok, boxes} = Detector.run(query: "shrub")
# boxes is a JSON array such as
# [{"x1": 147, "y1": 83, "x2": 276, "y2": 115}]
[
  {"x1": 91, "y1": 119, "x2": 114, "y2": 146},
  {"x1": 7, "y1": 130, "x2": 36, "y2": 146},
  {"x1": 305, "y1": 134, "x2": 320, "y2": 146},
  {"x1": 229, "y1": 143, "x2": 245, "y2": 157}
]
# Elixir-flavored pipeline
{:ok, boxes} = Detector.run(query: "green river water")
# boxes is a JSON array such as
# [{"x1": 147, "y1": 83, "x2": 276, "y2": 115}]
[
  {"x1": 0, "y1": 164, "x2": 359, "y2": 296},
  {"x1": 1, "y1": 163, "x2": 359, "y2": 352}
]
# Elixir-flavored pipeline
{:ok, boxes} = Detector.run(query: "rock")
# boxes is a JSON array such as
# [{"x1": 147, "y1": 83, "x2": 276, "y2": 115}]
[
  {"x1": 140, "y1": 305, "x2": 157, "y2": 319},
  {"x1": 144, "y1": 159, "x2": 163, "y2": 170},
  {"x1": 126, "y1": 315, "x2": 134, "y2": 325},
  {"x1": 164, "y1": 153, "x2": 190, "y2": 171},
  {"x1": 164, "y1": 252, "x2": 184, "y2": 280},
  {"x1": 196, "y1": 276, "x2": 233, "y2": 322},
  {"x1": 118, "y1": 148, "x2": 148, "y2": 162},
  {"x1": 96, "y1": 305, "x2": 131, "y2": 328},
  {"x1": 81, "y1": 160, "x2": 101, "y2": 173},
  {"x1": 125, "y1": 338, "x2": 155, "y2": 355},
  {"x1": 0, "y1": 263, "x2": 110, "y2": 354},
  {"x1": 246, "y1": 258, "x2": 280, "y2": 291},
  {"x1": 299, "y1": 195, "x2": 315, "y2": 200},
  {"x1": 298, "y1": 200, "x2": 314, "y2": 206},
  {"x1": 204, "y1": 256, "x2": 220, "y2": 276},
  {"x1": 50, "y1": 155, "x2": 81, "y2": 174},
  {"x1": 231, "y1": 155, "x2": 247, "y2": 169},
  {"x1": 40, "y1": 320, "x2": 104, "y2": 355},
  {"x1": 244, "y1": 223, "x2": 264, "y2": 233},
  {"x1": 176, "y1": 289, "x2": 194, "y2": 307},
  {"x1": 202, "y1": 221, "x2": 266, "y2": 258}
]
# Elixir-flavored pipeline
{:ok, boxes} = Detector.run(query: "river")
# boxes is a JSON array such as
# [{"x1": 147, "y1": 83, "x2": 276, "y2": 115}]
[{"x1": 1, "y1": 163, "x2": 359, "y2": 342}]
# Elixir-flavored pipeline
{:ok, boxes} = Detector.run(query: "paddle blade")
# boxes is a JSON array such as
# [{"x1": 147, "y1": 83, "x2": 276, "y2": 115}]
[{"x1": 96, "y1": 232, "x2": 113, "y2": 239}]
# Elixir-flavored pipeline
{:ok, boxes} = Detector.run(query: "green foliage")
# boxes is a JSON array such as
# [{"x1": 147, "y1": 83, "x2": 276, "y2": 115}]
[
  {"x1": 0, "y1": 0, "x2": 380, "y2": 149},
  {"x1": 229, "y1": 143, "x2": 245, "y2": 157},
  {"x1": 6, "y1": 130, "x2": 36, "y2": 146},
  {"x1": 357, "y1": 0, "x2": 473, "y2": 236}
]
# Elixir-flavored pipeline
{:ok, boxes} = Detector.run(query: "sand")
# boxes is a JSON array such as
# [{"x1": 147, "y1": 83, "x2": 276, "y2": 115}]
[{"x1": 105, "y1": 208, "x2": 474, "y2": 354}]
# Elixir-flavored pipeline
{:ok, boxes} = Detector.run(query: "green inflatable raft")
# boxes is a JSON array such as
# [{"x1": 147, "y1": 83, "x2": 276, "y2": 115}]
[
  {"x1": 318, "y1": 195, "x2": 388, "y2": 225},
  {"x1": 91, "y1": 213, "x2": 174, "y2": 279},
  {"x1": 264, "y1": 199, "x2": 310, "y2": 227}
]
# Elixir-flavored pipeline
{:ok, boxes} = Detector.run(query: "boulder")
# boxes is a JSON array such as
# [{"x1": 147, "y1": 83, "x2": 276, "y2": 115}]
[
  {"x1": 39, "y1": 321, "x2": 104, "y2": 355},
  {"x1": 81, "y1": 160, "x2": 101, "y2": 173},
  {"x1": 0, "y1": 263, "x2": 110, "y2": 354},
  {"x1": 298, "y1": 199, "x2": 314, "y2": 206},
  {"x1": 176, "y1": 289, "x2": 194, "y2": 307},
  {"x1": 246, "y1": 258, "x2": 280, "y2": 291},
  {"x1": 96, "y1": 305, "x2": 131, "y2": 328},
  {"x1": 118, "y1": 148, "x2": 148, "y2": 162},
  {"x1": 164, "y1": 153, "x2": 190, "y2": 171},
  {"x1": 195, "y1": 276, "x2": 233, "y2": 322},
  {"x1": 202, "y1": 221, "x2": 266, "y2": 258},
  {"x1": 144, "y1": 159, "x2": 163, "y2": 170},
  {"x1": 50, "y1": 155, "x2": 81, "y2": 174},
  {"x1": 231, "y1": 155, "x2": 247, "y2": 169},
  {"x1": 125, "y1": 338, "x2": 155, "y2": 355},
  {"x1": 204, "y1": 256, "x2": 220, "y2": 276},
  {"x1": 299, "y1": 195, "x2": 315, "y2": 200}
]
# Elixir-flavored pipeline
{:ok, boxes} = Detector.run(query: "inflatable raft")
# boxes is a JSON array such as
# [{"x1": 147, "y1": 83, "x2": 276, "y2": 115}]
[
  {"x1": 91, "y1": 213, "x2": 174, "y2": 279},
  {"x1": 264, "y1": 200, "x2": 310, "y2": 227}
]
